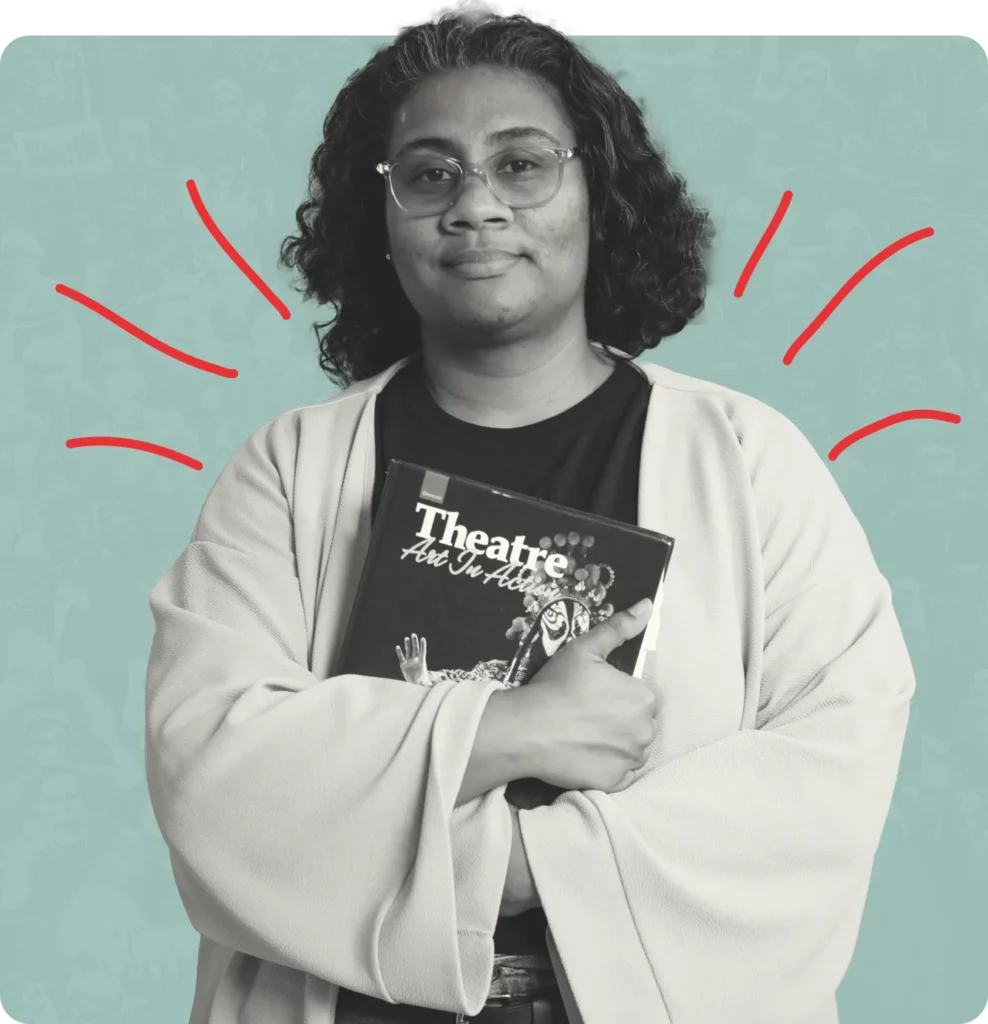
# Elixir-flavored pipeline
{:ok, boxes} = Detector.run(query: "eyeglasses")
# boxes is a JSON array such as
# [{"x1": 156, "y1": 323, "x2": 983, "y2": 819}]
[{"x1": 375, "y1": 146, "x2": 582, "y2": 215}]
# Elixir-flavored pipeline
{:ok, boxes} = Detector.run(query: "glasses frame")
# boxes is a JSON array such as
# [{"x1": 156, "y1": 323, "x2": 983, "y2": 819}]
[{"x1": 375, "y1": 145, "x2": 583, "y2": 214}]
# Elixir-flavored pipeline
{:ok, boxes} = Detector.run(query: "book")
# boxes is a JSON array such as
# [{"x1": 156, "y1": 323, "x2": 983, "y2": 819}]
[{"x1": 336, "y1": 460, "x2": 675, "y2": 807}]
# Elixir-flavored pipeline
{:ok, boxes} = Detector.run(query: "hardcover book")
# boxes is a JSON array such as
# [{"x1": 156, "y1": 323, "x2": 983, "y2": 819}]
[{"x1": 336, "y1": 460, "x2": 675, "y2": 807}]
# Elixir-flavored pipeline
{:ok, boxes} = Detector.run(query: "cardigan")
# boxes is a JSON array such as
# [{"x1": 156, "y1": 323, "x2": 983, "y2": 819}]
[{"x1": 144, "y1": 356, "x2": 915, "y2": 1024}]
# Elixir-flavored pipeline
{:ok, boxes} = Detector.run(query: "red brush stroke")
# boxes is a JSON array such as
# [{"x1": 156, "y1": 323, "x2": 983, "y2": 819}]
[
  {"x1": 186, "y1": 178, "x2": 291, "y2": 320},
  {"x1": 784, "y1": 226, "x2": 934, "y2": 365},
  {"x1": 66, "y1": 436, "x2": 203, "y2": 470},
  {"x1": 828, "y1": 409, "x2": 961, "y2": 461},
  {"x1": 734, "y1": 190, "x2": 793, "y2": 298},
  {"x1": 55, "y1": 283, "x2": 239, "y2": 378}
]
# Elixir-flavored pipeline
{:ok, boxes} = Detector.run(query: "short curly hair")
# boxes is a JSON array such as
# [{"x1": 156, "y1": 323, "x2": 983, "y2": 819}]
[{"x1": 279, "y1": 7, "x2": 715, "y2": 388}]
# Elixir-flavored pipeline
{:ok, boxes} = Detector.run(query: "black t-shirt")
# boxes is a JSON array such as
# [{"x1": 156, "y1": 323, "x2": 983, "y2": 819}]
[{"x1": 370, "y1": 353, "x2": 652, "y2": 956}]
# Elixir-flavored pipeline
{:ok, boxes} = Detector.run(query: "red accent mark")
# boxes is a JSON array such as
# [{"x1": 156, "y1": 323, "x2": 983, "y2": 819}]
[
  {"x1": 186, "y1": 178, "x2": 291, "y2": 320},
  {"x1": 784, "y1": 226, "x2": 934, "y2": 365},
  {"x1": 66, "y1": 436, "x2": 203, "y2": 470},
  {"x1": 828, "y1": 409, "x2": 961, "y2": 461},
  {"x1": 734, "y1": 190, "x2": 793, "y2": 298},
  {"x1": 55, "y1": 283, "x2": 239, "y2": 378}
]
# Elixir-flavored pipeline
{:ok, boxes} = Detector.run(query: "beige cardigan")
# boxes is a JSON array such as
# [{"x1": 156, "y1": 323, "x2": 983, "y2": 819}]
[{"x1": 145, "y1": 357, "x2": 914, "y2": 1024}]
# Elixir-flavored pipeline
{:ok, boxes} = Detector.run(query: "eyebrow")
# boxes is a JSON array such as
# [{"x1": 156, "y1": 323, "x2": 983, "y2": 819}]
[{"x1": 392, "y1": 126, "x2": 565, "y2": 160}]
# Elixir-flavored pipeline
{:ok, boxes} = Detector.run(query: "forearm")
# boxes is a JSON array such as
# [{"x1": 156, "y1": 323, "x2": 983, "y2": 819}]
[{"x1": 456, "y1": 686, "x2": 547, "y2": 806}]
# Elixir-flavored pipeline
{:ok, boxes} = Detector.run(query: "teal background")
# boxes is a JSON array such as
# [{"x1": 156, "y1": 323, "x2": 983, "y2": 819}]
[{"x1": 0, "y1": 34, "x2": 986, "y2": 1024}]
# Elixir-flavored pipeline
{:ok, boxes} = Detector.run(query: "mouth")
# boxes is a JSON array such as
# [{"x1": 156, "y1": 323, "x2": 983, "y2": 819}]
[
  {"x1": 442, "y1": 250, "x2": 524, "y2": 278},
  {"x1": 444, "y1": 248, "x2": 522, "y2": 265}
]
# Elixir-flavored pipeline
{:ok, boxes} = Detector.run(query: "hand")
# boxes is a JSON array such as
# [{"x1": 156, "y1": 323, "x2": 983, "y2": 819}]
[
  {"x1": 499, "y1": 804, "x2": 541, "y2": 917},
  {"x1": 519, "y1": 599, "x2": 659, "y2": 794},
  {"x1": 396, "y1": 634, "x2": 431, "y2": 686}
]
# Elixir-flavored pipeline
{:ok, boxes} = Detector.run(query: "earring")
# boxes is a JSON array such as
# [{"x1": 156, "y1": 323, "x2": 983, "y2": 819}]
[{"x1": 385, "y1": 252, "x2": 392, "y2": 261}]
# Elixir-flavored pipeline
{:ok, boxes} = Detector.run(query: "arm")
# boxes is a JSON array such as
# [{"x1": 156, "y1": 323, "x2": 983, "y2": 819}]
[
  {"x1": 145, "y1": 419, "x2": 516, "y2": 1015},
  {"x1": 457, "y1": 688, "x2": 546, "y2": 806},
  {"x1": 459, "y1": 689, "x2": 544, "y2": 916},
  {"x1": 516, "y1": 411, "x2": 915, "y2": 1024}
]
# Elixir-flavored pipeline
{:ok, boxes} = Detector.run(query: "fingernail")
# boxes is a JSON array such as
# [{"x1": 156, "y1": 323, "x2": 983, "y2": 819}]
[{"x1": 630, "y1": 598, "x2": 652, "y2": 616}]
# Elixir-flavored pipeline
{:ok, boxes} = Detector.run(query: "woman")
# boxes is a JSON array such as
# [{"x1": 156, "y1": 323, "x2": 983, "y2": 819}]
[{"x1": 144, "y1": 11, "x2": 915, "y2": 1024}]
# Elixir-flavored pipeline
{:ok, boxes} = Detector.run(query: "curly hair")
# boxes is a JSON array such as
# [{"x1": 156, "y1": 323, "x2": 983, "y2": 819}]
[{"x1": 278, "y1": 6, "x2": 715, "y2": 388}]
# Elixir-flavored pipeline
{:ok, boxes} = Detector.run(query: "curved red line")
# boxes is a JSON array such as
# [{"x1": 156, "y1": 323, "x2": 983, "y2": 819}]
[
  {"x1": 784, "y1": 227, "x2": 934, "y2": 365},
  {"x1": 55, "y1": 284, "x2": 239, "y2": 379},
  {"x1": 828, "y1": 409, "x2": 961, "y2": 461},
  {"x1": 186, "y1": 179, "x2": 291, "y2": 321},
  {"x1": 734, "y1": 190, "x2": 793, "y2": 298},
  {"x1": 65, "y1": 436, "x2": 203, "y2": 470}
]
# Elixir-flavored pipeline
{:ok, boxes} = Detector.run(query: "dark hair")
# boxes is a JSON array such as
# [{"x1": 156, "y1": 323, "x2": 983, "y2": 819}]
[{"x1": 279, "y1": 7, "x2": 715, "y2": 388}]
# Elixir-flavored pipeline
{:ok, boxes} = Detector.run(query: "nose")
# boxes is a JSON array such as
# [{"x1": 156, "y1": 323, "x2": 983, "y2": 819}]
[{"x1": 442, "y1": 170, "x2": 512, "y2": 231}]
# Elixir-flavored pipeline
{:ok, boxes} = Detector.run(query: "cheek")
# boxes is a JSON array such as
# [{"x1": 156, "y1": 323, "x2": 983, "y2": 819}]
[
  {"x1": 388, "y1": 222, "x2": 441, "y2": 293},
  {"x1": 386, "y1": 208, "x2": 422, "y2": 264},
  {"x1": 527, "y1": 197, "x2": 590, "y2": 273}
]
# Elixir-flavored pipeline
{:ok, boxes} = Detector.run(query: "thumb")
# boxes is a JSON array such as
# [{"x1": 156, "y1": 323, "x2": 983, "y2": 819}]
[{"x1": 579, "y1": 598, "x2": 653, "y2": 658}]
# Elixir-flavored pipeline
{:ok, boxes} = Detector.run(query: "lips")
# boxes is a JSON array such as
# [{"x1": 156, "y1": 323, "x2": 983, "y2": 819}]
[{"x1": 444, "y1": 248, "x2": 522, "y2": 266}]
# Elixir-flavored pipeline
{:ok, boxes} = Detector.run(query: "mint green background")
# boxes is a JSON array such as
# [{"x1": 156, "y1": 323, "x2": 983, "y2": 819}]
[{"x1": 0, "y1": 35, "x2": 986, "y2": 1024}]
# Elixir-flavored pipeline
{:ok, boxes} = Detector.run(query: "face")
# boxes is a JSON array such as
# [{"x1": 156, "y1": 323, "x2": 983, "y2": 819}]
[{"x1": 384, "y1": 66, "x2": 590, "y2": 343}]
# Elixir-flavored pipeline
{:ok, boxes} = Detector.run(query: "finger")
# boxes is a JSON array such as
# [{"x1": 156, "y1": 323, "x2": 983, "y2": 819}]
[
  {"x1": 395, "y1": 645, "x2": 404, "y2": 662},
  {"x1": 579, "y1": 598, "x2": 652, "y2": 658},
  {"x1": 421, "y1": 636, "x2": 427, "y2": 660},
  {"x1": 411, "y1": 633, "x2": 419, "y2": 656},
  {"x1": 404, "y1": 637, "x2": 411, "y2": 657}
]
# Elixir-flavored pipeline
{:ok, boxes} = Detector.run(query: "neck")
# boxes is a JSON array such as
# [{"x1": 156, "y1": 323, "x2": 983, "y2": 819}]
[{"x1": 419, "y1": 316, "x2": 617, "y2": 428}]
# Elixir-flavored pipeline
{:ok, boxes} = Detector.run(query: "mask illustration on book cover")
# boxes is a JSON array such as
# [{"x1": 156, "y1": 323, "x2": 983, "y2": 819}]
[{"x1": 395, "y1": 532, "x2": 615, "y2": 688}]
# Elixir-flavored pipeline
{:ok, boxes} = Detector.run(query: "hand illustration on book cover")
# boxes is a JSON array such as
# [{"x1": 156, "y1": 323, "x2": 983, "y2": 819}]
[{"x1": 394, "y1": 532, "x2": 616, "y2": 688}]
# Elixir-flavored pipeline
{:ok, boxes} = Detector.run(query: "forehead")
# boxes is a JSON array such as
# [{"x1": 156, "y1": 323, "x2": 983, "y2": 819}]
[{"x1": 388, "y1": 66, "x2": 573, "y2": 153}]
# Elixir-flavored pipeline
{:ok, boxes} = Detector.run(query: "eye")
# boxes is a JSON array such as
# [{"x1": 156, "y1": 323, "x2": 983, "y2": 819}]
[
  {"x1": 409, "y1": 164, "x2": 455, "y2": 184},
  {"x1": 494, "y1": 149, "x2": 553, "y2": 177},
  {"x1": 395, "y1": 158, "x2": 458, "y2": 188}
]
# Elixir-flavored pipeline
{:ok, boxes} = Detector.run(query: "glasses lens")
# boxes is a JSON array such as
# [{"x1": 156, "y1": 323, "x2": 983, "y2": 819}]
[
  {"x1": 488, "y1": 148, "x2": 561, "y2": 206},
  {"x1": 391, "y1": 157, "x2": 461, "y2": 212},
  {"x1": 389, "y1": 148, "x2": 563, "y2": 213}
]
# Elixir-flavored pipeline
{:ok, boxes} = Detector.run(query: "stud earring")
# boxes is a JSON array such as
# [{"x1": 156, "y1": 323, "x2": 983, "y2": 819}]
[{"x1": 385, "y1": 252, "x2": 392, "y2": 261}]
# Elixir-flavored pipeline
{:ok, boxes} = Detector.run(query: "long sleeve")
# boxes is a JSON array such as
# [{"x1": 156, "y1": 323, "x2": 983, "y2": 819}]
[
  {"x1": 517, "y1": 401, "x2": 915, "y2": 1024},
  {"x1": 144, "y1": 417, "x2": 513, "y2": 1015}
]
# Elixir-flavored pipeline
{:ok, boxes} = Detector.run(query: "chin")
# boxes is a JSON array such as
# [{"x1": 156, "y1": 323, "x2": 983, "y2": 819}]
[{"x1": 444, "y1": 299, "x2": 534, "y2": 333}]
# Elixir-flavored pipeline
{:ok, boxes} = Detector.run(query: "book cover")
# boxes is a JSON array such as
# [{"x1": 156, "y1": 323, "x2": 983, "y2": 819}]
[{"x1": 336, "y1": 460, "x2": 675, "y2": 806}]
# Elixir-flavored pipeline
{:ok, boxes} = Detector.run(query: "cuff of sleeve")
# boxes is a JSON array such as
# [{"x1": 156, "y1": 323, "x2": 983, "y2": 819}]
[{"x1": 378, "y1": 679, "x2": 514, "y2": 1014}]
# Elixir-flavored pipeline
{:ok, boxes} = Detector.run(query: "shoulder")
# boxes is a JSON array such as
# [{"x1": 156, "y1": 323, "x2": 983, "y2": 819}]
[
  {"x1": 262, "y1": 371, "x2": 389, "y2": 455},
  {"x1": 641, "y1": 362, "x2": 802, "y2": 447},
  {"x1": 221, "y1": 360, "x2": 411, "y2": 482},
  {"x1": 192, "y1": 360, "x2": 410, "y2": 547},
  {"x1": 639, "y1": 361, "x2": 877, "y2": 597},
  {"x1": 641, "y1": 361, "x2": 829, "y2": 482}
]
